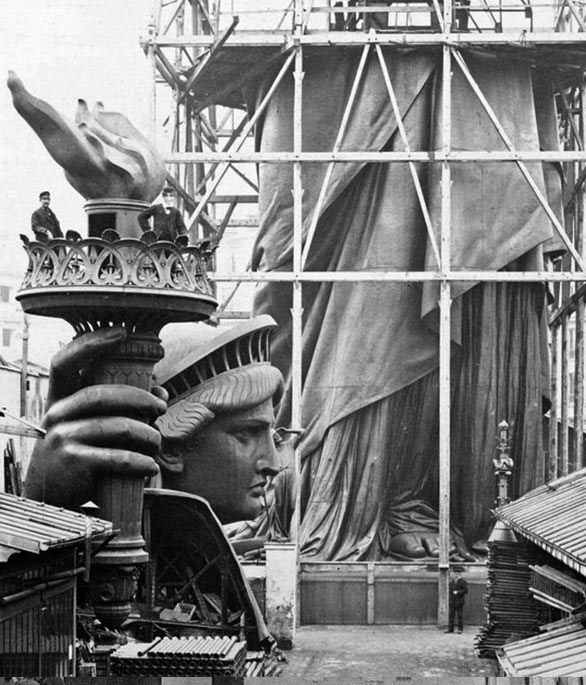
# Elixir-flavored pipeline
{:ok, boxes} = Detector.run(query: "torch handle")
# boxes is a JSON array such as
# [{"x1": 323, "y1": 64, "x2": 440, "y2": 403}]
[{"x1": 86, "y1": 331, "x2": 164, "y2": 628}]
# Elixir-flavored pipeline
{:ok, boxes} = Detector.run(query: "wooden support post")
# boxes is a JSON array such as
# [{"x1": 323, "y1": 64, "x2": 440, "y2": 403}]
[
  {"x1": 290, "y1": 2, "x2": 304, "y2": 637},
  {"x1": 575, "y1": 300, "x2": 584, "y2": 468},
  {"x1": 549, "y1": 322, "x2": 559, "y2": 480},
  {"x1": 367, "y1": 562, "x2": 375, "y2": 625},
  {"x1": 561, "y1": 303, "x2": 569, "y2": 475},
  {"x1": 148, "y1": 0, "x2": 160, "y2": 145},
  {"x1": 576, "y1": 80, "x2": 586, "y2": 468},
  {"x1": 438, "y1": 41, "x2": 452, "y2": 629},
  {"x1": 19, "y1": 314, "x2": 29, "y2": 420}
]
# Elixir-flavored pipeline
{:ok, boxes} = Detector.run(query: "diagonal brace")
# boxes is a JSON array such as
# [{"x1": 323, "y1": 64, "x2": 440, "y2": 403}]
[
  {"x1": 375, "y1": 43, "x2": 441, "y2": 269},
  {"x1": 185, "y1": 49, "x2": 296, "y2": 231},
  {"x1": 452, "y1": 48, "x2": 586, "y2": 273},
  {"x1": 301, "y1": 42, "x2": 371, "y2": 268}
]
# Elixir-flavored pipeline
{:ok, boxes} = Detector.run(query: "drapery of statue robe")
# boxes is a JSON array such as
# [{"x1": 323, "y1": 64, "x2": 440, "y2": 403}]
[{"x1": 244, "y1": 47, "x2": 564, "y2": 560}]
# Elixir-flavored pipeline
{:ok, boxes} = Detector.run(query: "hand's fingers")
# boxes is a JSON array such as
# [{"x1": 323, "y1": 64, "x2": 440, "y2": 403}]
[
  {"x1": 48, "y1": 327, "x2": 127, "y2": 404},
  {"x1": 151, "y1": 385, "x2": 169, "y2": 403},
  {"x1": 48, "y1": 417, "x2": 162, "y2": 457},
  {"x1": 44, "y1": 385, "x2": 167, "y2": 429},
  {"x1": 65, "y1": 442, "x2": 159, "y2": 478}
]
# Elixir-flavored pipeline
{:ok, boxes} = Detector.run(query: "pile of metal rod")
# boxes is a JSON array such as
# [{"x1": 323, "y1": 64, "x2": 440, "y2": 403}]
[
  {"x1": 475, "y1": 539, "x2": 548, "y2": 658},
  {"x1": 111, "y1": 635, "x2": 247, "y2": 676},
  {"x1": 244, "y1": 650, "x2": 266, "y2": 677},
  {"x1": 242, "y1": 649, "x2": 283, "y2": 677}
]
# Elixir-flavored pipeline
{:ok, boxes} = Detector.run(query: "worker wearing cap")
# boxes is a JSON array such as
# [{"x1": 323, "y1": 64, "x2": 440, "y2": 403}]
[
  {"x1": 31, "y1": 190, "x2": 63, "y2": 240},
  {"x1": 446, "y1": 568, "x2": 468, "y2": 634}
]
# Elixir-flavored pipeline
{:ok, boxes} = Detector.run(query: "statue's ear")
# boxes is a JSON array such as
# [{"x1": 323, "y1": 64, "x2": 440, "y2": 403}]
[{"x1": 158, "y1": 447, "x2": 184, "y2": 474}]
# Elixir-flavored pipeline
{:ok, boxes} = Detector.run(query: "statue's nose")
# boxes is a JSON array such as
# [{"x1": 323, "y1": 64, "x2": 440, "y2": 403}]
[{"x1": 255, "y1": 434, "x2": 280, "y2": 477}]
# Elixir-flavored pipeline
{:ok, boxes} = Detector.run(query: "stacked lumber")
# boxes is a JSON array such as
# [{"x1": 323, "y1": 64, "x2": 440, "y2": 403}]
[{"x1": 475, "y1": 539, "x2": 548, "y2": 658}]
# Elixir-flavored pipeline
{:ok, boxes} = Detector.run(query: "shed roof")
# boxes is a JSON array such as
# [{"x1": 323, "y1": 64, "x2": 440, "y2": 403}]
[
  {"x1": 0, "y1": 492, "x2": 113, "y2": 562},
  {"x1": 495, "y1": 467, "x2": 586, "y2": 576},
  {"x1": 497, "y1": 621, "x2": 586, "y2": 676}
]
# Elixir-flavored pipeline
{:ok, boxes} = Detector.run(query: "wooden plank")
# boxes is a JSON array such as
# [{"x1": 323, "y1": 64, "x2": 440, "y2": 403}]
[
  {"x1": 153, "y1": 31, "x2": 586, "y2": 47},
  {"x1": 0, "y1": 419, "x2": 42, "y2": 438},
  {"x1": 178, "y1": 17, "x2": 239, "y2": 104},
  {"x1": 548, "y1": 282, "x2": 586, "y2": 325},
  {"x1": 209, "y1": 270, "x2": 586, "y2": 283},
  {"x1": 166, "y1": 150, "x2": 586, "y2": 163},
  {"x1": 300, "y1": 575, "x2": 367, "y2": 624}
]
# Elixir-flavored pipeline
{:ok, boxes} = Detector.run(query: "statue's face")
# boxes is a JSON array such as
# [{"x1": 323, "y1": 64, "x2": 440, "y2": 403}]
[{"x1": 176, "y1": 398, "x2": 280, "y2": 523}]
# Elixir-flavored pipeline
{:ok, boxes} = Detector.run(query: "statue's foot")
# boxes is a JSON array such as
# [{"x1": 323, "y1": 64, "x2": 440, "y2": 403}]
[
  {"x1": 386, "y1": 499, "x2": 477, "y2": 561},
  {"x1": 388, "y1": 532, "x2": 459, "y2": 560}
]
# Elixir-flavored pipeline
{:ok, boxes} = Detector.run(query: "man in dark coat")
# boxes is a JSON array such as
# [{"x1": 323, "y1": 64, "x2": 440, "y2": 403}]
[
  {"x1": 31, "y1": 190, "x2": 63, "y2": 239},
  {"x1": 137, "y1": 186, "x2": 188, "y2": 242},
  {"x1": 446, "y1": 568, "x2": 468, "y2": 633}
]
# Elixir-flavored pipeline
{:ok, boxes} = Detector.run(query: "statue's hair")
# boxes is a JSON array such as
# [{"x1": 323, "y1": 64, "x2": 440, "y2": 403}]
[
  {"x1": 156, "y1": 396, "x2": 215, "y2": 442},
  {"x1": 155, "y1": 363, "x2": 284, "y2": 442}
]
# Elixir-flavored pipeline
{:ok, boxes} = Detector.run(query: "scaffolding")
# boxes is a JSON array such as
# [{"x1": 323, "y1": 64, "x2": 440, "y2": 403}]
[{"x1": 142, "y1": 0, "x2": 586, "y2": 626}]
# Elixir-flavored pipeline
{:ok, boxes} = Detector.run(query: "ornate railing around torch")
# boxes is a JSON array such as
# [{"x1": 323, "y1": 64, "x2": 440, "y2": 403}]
[
  {"x1": 20, "y1": 234, "x2": 211, "y2": 294},
  {"x1": 18, "y1": 231, "x2": 216, "y2": 334}
]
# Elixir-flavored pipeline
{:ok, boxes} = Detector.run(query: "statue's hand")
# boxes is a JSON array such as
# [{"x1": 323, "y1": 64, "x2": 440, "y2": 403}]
[
  {"x1": 24, "y1": 328, "x2": 166, "y2": 508},
  {"x1": 7, "y1": 71, "x2": 165, "y2": 201}
]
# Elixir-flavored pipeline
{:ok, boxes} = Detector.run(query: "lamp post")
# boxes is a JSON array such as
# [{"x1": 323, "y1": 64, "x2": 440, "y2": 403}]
[{"x1": 493, "y1": 419, "x2": 513, "y2": 508}]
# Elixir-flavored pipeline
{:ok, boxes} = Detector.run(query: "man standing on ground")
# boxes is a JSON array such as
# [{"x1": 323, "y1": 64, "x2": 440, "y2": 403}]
[
  {"x1": 137, "y1": 186, "x2": 188, "y2": 242},
  {"x1": 446, "y1": 568, "x2": 468, "y2": 634},
  {"x1": 31, "y1": 190, "x2": 63, "y2": 240}
]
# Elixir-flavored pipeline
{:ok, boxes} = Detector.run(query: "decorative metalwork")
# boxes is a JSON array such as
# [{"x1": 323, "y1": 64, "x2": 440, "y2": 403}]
[
  {"x1": 494, "y1": 420, "x2": 514, "y2": 507},
  {"x1": 19, "y1": 233, "x2": 212, "y2": 296}
]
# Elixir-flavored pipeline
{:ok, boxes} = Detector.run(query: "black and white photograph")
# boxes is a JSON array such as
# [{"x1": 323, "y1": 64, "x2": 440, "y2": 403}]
[{"x1": 1, "y1": 0, "x2": 586, "y2": 680}]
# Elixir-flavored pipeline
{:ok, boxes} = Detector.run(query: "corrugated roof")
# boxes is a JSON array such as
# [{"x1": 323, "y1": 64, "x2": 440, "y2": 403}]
[
  {"x1": 495, "y1": 467, "x2": 586, "y2": 576},
  {"x1": 0, "y1": 492, "x2": 113, "y2": 560},
  {"x1": 497, "y1": 621, "x2": 586, "y2": 675}
]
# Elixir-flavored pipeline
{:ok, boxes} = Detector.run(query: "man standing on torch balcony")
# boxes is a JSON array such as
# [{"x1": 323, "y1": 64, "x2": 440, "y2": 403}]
[
  {"x1": 138, "y1": 186, "x2": 188, "y2": 242},
  {"x1": 31, "y1": 190, "x2": 63, "y2": 240}
]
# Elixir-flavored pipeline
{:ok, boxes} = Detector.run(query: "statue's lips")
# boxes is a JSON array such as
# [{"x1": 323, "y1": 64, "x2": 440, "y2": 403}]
[{"x1": 249, "y1": 481, "x2": 267, "y2": 497}]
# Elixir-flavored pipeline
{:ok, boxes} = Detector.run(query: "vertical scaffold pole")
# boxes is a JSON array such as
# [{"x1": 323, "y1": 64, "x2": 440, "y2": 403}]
[
  {"x1": 438, "y1": 21, "x2": 453, "y2": 626},
  {"x1": 576, "y1": 79, "x2": 586, "y2": 468},
  {"x1": 291, "y1": 0, "x2": 304, "y2": 632},
  {"x1": 148, "y1": 0, "x2": 160, "y2": 145}
]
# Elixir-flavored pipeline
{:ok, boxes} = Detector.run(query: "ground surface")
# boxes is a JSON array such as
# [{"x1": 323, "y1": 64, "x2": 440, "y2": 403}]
[{"x1": 278, "y1": 624, "x2": 496, "y2": 681}]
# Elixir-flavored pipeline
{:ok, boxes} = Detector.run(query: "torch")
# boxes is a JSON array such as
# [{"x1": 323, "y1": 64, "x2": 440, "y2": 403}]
[{"x1": 8, "y1": 72, "x2": 217, "y2": 628}]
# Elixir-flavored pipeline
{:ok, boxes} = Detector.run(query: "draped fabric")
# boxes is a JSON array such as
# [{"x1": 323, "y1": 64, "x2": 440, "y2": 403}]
[{"x1": 245, "y1": 47, "x2": 563, "y2": 559}]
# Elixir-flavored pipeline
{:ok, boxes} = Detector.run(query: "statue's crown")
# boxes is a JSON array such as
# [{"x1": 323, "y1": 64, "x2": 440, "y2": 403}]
[{"x1": 157, "y1": 315, "x2": 278, "y2": 405}]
